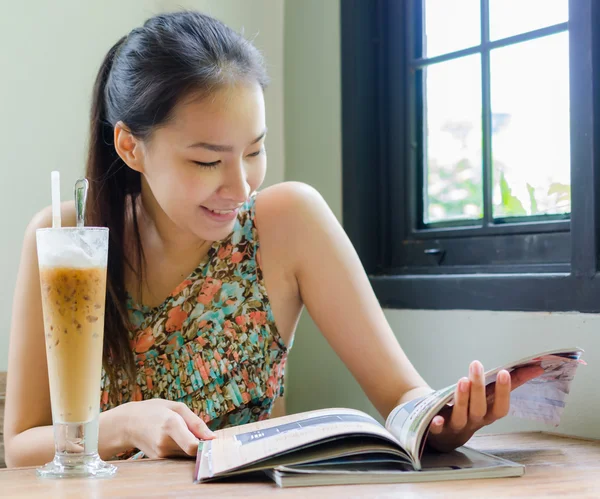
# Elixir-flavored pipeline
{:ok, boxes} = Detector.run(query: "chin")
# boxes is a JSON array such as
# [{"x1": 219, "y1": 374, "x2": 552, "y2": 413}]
[{"x1": 194, "y1": 221, "x2": 237, "y2": 243}]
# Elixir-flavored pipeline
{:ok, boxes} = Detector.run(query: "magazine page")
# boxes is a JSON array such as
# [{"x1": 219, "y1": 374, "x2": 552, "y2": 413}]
[
  {"x1": 385, "y1": 347, "x2": 585, "y2": 470},
  {"x1": 482, "y1": 349, "x2": 584, "y2": 423},
  {"x1": 195, "y1": 407, "x2": 404, "y2": 481},
  {"x1": 384, "y1": 388, "x2": 453, "y2": 469},
  {"x1": 268, "y1": 446, "x2": 524, "y2": 487},
  {"x1": 274, "y1": 445, "x2": 522, "y2": 475}
]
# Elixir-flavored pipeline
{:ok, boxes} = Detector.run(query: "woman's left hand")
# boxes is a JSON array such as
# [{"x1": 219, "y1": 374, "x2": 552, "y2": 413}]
[{"x1": 426, "y1": 361, "x2": 545, "y2": 452}]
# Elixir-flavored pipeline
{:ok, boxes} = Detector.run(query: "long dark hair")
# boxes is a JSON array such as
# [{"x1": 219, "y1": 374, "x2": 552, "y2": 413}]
[{"x1": 85, "y1": 11, "x2": 269, "y2": 398}]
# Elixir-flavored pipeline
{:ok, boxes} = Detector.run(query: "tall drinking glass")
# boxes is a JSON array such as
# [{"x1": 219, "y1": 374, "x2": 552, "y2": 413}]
[{"x1": 35, "y1": 227, "x2": 116, "y2": 478}]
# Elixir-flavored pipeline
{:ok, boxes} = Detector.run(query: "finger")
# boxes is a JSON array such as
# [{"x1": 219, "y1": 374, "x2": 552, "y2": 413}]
[
  {"x1": 449, "y1": 377, "x2": 470, "y2": 431},
  {"x1": 490, "y1": 369, "x2": 511, "y2": 421},
  {"x1": 165, "y1": 413, "x2": 203, "y2": 457},
  {"x1": 510, "y1": 365, "x2": 545, "y2": 391},
  {"x1": 170, "y1": 402, "x2": 216, "y2": 440},
  {"x1": 468, "y1": 361, "x2": 487, "y2": 424},
  {"x1": 429, "y1": 415, "x2": 445, "y2": 435}
]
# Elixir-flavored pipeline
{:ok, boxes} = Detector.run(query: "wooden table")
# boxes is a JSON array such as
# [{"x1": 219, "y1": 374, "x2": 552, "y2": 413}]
[{"x1": 0, "y1": 432, "x2": 598, "y2": 498}]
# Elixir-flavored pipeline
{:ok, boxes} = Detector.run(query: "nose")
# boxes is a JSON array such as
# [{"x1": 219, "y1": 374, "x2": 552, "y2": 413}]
[{"x1": 219, "y1": 161, "x2": 251, "y2": 203}]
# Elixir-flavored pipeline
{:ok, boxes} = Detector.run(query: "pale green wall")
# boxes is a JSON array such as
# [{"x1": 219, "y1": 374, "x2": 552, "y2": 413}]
[
  {"x1": 0, "y1": 0, "x2": 285, "y2": 370},
  {"x1": 283, "y1": 0, "x2": 600, "y2": 438},
  {"x1": 283, "y1": 0, "x2": 376, "y2": 417}
]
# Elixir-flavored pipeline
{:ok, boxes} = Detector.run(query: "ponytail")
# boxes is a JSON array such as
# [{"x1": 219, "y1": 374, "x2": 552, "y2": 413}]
[{"x1": 86, "y1": 36, "x2": 138, "y2": 399}]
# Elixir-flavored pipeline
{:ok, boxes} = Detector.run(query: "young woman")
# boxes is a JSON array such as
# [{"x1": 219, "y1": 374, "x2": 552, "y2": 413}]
[{"x1": 4, "y1": 11, "x2": 541, "y2": 467}]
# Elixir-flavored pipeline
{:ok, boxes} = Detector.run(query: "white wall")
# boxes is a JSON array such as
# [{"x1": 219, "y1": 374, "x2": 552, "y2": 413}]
[
  {"x1": 283, "y1": 0, "x2": 600, "y2": 439},
  {"x1": 0, "y1": 0, "x2": 285, "y2": 370}
]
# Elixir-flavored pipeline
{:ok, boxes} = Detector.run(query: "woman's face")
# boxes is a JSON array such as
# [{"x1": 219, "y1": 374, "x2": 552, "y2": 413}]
[{"x1": 137, "y1": 81, "x2": 267, "y2": 242}]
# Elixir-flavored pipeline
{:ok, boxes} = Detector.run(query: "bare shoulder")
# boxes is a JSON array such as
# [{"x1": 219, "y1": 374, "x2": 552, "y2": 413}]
[
  {"x1": 27, "y1": 201, "x2": 77, "y2": 233},
  {"x1": 254, "y1": 181, "x2": 330, "y2": 229},
  {"x1": 254, "y1": 182, "x2": 339, "y2": 277},
  {"x1": 252, "y1": 183, "x2": 331, "y2": 338}
]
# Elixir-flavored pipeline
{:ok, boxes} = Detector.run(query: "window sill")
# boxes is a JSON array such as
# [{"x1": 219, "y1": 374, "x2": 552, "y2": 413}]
[{"x1": 370, "y1": 272, "x2": 600, "y2": 313}]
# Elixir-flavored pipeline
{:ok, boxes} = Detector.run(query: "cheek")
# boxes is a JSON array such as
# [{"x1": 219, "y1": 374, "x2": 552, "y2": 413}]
[
  {"x1": 248, "y1": 157, "x2": 267, "y2": 190},
  {"x1": 174, "y1": 172, "x2": 217, "y2": 207},
  {"x1": 145, "y1": 161, "x2": 203, "y2": 206}
]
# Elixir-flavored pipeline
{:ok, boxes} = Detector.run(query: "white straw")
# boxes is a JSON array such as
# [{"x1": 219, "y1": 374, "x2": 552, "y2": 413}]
[{"x1": 51, "y1": 171, "x2": 61, "y2": 228}]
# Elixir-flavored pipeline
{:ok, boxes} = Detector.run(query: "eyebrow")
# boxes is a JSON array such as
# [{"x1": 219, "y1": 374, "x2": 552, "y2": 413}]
[{"x1": 187, "y1": 129, "x2": 267, "y2": 152}]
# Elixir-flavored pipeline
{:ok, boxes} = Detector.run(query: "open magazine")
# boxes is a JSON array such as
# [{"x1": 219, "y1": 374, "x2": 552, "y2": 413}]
[{"x1": 195, "y1": 347, "x2": 585, "y2": 487}]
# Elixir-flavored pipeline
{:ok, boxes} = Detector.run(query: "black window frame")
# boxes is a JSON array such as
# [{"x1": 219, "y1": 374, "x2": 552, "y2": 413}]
[{"x1": 341, "y1": 0, "x2": 600, "y2": 312}]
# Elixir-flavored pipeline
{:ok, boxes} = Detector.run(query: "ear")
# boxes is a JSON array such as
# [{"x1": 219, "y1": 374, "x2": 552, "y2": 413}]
[{"x1": 114, "y1": 121, "x2": 146, "y2": 173}]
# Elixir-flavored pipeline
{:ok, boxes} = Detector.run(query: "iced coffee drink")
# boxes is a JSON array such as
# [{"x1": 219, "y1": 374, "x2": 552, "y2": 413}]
[
  {"x1": 39, "y1": 265, "x2": 105, "y2": 423},
  {"x1": 36, "y1": 227, "x2": 116, "y2": 477}
]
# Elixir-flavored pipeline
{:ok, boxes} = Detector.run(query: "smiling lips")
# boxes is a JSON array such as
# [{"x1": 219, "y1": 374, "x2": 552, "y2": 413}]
[
  {"x1": 201, "y1": 205, "x2": 240, "y2": 222},
  {"x1": 209, "y1": 208, "x2": 237, "y2": 215}
]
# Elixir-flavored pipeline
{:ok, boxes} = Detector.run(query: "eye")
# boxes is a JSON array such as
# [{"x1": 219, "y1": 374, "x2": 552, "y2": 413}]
[
  {"x1": 193, "y1": 160, "x2": 220, "y2": 169},
  {"x1": 247, "y1": 148, "x2": 264, "y2": 158}
]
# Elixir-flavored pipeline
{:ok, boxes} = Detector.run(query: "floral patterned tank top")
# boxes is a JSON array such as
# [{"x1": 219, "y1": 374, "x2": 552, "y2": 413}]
[{"x1": 99, "y1": 195, "x2": 288, "y2": 433}]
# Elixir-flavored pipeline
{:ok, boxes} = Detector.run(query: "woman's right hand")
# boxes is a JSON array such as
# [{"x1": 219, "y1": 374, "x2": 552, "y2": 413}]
[{"x1": 117, "y1": 399, "x2": 216, "y2": 459}]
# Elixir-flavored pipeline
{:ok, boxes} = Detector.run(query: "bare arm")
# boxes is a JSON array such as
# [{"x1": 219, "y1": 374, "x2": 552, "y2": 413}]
[
  {"x1": 256, "y1": 182, "x2": 546, "y2": 451},
  {"x1": 3, "y1": 205, "x2": 128, "y2": 467},
  {"x1": 256, "y1": 183, "x2": 430, "y2": 419}
]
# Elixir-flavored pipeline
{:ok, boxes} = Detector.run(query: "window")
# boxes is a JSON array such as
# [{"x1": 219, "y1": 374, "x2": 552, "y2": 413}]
[{"x1": 341, "y1": 0, "x2": 600, "y2": 311}]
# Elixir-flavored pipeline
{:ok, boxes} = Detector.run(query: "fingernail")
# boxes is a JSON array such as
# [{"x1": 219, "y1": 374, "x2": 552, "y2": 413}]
[
  {"x1": 471, "y1": 361, "x2": 483, "y2": 375},
  {"x1": 498, "y1": 370, "x2": 509, "y2": 384},
  {"x1": 459, "y1": 378, "x2": 469, "y2": 392}
]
